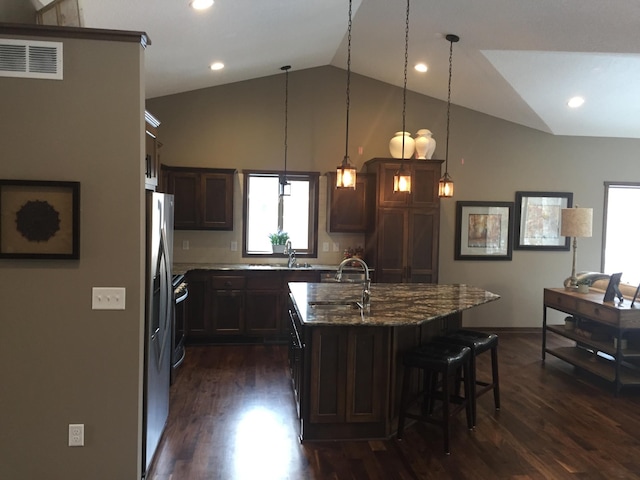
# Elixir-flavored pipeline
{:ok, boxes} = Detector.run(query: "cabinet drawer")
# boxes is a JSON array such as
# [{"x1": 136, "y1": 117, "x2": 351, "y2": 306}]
[
  {"x1": 246, "y1": 272, "x2": 283, "y2": 290},
  {"x1": 211, "y1": 276, "x2": 245, "y2": 289},
  {"x1": 544, "y1": 290, "x2": 579, "y2": 313},
  {"x1": 576, "y1": 302, "x2": 618, "y2": 326}
]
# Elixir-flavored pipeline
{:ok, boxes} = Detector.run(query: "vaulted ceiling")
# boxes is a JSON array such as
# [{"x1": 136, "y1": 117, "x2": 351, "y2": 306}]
[{"x1": 6, "y1": 0, "x2": 640, "y2": 138}]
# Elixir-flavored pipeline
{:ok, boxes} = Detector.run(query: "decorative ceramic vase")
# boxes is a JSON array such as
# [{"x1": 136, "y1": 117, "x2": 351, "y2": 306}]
[
  {"x1": 414, "y1": 129, "x2": 436, "y2": 159},
  {"x1": 389, "y1": 131, "x2": 415, "y2": 159}
]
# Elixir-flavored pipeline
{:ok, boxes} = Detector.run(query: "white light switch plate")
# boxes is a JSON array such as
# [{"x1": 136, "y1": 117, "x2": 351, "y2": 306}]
[{"x1": 92, "y1": 287, "x2": 126, "y2": 310}]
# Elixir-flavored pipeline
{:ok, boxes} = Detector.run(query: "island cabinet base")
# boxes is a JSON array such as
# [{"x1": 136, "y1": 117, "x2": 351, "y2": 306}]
[{"x1": 297, "y1": 314, "x2": 462, "y2": 441}]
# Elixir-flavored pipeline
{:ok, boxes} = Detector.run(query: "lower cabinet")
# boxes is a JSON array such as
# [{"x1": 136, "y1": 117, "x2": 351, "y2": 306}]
[
  {"x1": 295, "y1": 325, "x2": 389, "y2": 440},
  {"x1": 184, "y1": 269, "x2": 321, "y2": 343}
]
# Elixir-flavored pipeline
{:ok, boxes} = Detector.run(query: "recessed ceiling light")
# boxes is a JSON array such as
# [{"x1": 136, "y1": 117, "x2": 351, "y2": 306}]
[
  {"x1": 414, "y1": 63, "x2": 428, "y2": 73},
  {"x1": 210, "y1": 62, "x2": 224, "y2": 71},
  {"x1": 190, "y1": 0, "x2": 214, "y2": 11},
  {"x1": 567, "y1": 96, "x2": 585, "y2": 108}
]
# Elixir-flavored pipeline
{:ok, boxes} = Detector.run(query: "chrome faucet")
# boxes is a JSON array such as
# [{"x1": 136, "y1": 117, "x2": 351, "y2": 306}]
[
  {"x1": 285, "y1": 240, "x2": 296, "y2": 268},
  {"x1": 336, "y1": 257, "x2": 371, "y2": 308}
]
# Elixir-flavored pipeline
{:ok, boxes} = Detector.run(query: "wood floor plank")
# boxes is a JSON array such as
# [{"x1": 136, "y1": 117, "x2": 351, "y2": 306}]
[{"x1": 147, "y1": 334, "x2": 640, "y2": 479}]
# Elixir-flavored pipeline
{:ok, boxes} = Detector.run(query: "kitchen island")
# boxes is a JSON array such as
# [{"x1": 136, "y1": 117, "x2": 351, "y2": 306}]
[{"x1": 287, "y1": 282, "x2": 500, "y2": 441}]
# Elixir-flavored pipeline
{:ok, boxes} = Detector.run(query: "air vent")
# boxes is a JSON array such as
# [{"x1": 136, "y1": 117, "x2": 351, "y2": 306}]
[{"x1": 0, "y1": 39, "x2": 62, "y2": 80}]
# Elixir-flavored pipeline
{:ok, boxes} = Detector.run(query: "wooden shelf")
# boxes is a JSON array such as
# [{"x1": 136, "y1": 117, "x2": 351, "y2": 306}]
[
  {"x1": 547, "y1": 324, "x2": 640, "y2": 358},
  {"x1": 545, "y1": 346, "x2": 640, "y2": 386}
]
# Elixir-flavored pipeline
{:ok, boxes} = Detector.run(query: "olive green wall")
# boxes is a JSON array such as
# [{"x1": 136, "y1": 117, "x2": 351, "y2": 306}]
[
  {"x1": 0, "y1": 32, "x2": 145, "y2": 479},
  {"x1": 148, "y1": 65, "x2": 640, "y2": 328}
]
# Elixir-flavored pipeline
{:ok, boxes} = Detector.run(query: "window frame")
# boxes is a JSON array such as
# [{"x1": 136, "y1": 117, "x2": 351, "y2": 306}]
[
  {"x1": 242, "y1": 170, "x2": 319, "y2": 258},
  {"x1": 602, "y1": 181, "x2": 640, "y2": 286}
]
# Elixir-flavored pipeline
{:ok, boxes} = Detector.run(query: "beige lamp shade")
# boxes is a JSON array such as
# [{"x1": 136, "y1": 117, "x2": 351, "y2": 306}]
[{"x1": 561, "y1": 207, "x2": 593, "y2": 238}]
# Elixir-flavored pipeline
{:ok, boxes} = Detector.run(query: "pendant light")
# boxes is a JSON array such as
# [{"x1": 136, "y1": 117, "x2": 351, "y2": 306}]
[
  {"x1": 336, "y1": 0, "x2": 357, "y2": 189},
  {"x1": 393, "y1": 0, "x2": 412, "y2": 193},
  {"x1": 438, "y1": 34, "x2": 459, "y2": 198},
  {"x1": 280, "y1": 65, "x2": 292, "y2": 197}
]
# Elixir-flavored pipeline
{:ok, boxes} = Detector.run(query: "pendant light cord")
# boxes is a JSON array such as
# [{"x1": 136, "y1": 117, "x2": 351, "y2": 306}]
[
  {"x1": 444, "y1": 34, "x2": 458, "y2": 174},
  {"x1": 344, "y1": 0, "x2": 352, "y2": 162},
  {"x1": 401, "y1": 0, "x2": 410, "y2": 160},
  {"x1": 281, "y1": 65, "x2": 291, "y2": 179}
]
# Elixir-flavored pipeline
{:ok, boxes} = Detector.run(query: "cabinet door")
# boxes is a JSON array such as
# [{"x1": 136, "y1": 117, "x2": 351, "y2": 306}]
[
  {"x1": 184, "y1": 272, "x2": 210, "y2": 340},
  {"x1": 377, "y1": 161, "x2": 411, "y2": 207},
  {"x1": 245, "y1": 290, "x2": 281, "y2": 335},
  {"x1": 201, "y1": 173, "x2": 234, "y2": 230},
  {"x1": 410, "y1": 162, "x2": 440, "y2": 208},
  {"x1": 407, "y1": 209, "x2": 439, "y2": 283},
  {"x1": 210, "y1": 290, "x2": 244, "y2": 334},
  {"x1": 376, "y1": 208, "x2": 408, "y2": 283},
  {"x1": 326, "y1": 172, "x2": 371, "y2": 232},
  {"x1": 170, "y1": 172, "x2": 200, "y2": 230}
]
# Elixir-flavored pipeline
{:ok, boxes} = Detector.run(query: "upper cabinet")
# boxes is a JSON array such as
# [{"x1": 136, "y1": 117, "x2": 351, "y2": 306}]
[
  {"x1": 144, "y1": 111, "x2": 161, "y2": 191},
  {"x1": 364, "y1": 158, "x2": 443, "y2": 283},
  {"x1": 365, "y1": 158, "x2": 441, "y2": 209},
  {"x1": 326, "y1": 172, "x2": 374, "y2": 233},
  {"x1": 163, "y1": 166, "x2": 236, "y2": 230}
]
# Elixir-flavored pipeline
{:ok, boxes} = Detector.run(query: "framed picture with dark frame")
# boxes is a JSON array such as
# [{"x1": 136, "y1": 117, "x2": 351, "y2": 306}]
[
  {"x1": 0, "y1": 179, "x2": 80, "y2": 259},
  {"x1": 455, "y1": 201, "x2": 514, "y2": 260},
  {"x1": 603, "y1": 272, "x2": 623, "y2": 303},
  {"x1": 514, "y1": 191, "x2": 573, "y2": 250}
]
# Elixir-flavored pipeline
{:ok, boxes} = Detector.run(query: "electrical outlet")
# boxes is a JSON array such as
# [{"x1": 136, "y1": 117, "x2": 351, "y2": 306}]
[
  {"x1": 322, "y1": 242, "x2": 329, "y2": 252},
  {"x1": 332, "y1": 242, "x2": 340, "y2": 252},
  {"x1": 231, "y1": 241, "x2": 238, "y2": 251},
  {"x1": 92, "y1": 287, "x2": 126, "y2": 310},
  {"x1": 68, "y1": 424, "x2": 84, "y2": 447},
  {"x1": 182, "y1": 240, "x2": 189, "y2": 250}
]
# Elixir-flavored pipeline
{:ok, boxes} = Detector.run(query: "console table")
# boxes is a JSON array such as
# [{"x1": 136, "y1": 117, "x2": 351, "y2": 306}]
[{"x1": 543, "y1": 288, "x2": 640, "y2": 395}]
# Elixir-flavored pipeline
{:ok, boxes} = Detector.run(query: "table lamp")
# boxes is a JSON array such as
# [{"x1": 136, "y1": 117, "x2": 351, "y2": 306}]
[{"x1": 561, "y1": 206, "x2": 593, "y2": 289}]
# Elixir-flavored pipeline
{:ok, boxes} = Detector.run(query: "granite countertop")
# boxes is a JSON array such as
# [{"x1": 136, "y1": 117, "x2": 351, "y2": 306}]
[
  {"x1": 288, "y1": 282, "x2": 500, "y2": 327},
  {"x1": 173, "y1": 263, "x2": 342, "y2": 275}
]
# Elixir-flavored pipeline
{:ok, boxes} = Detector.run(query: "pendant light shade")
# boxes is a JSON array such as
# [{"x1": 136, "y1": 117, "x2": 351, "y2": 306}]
[
  {"x1": 438, "y1": 34, "x2": 459, "y2": 198},
  {"x1": 280, "y1": 65, "x2": 291, "y2": 197},
  {"x1": 336, "y1": 0, "x2": 357, "y2": 189},
  {"x1": 393, "y1": 0, "x2": 411, "y2": 193}
]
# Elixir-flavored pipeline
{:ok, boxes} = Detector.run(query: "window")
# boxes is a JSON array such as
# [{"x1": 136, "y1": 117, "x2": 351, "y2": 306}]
[
  {"x1": 243, "y1": 171, "x2": 319, "y2": 257},
  {"x1": 602, "y1": 182, "x2": 640, "y2": 286}
]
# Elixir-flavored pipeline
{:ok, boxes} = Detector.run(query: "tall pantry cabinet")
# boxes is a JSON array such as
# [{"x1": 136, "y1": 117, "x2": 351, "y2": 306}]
[{"x1": 364, "y1": 158, "x2": 443, "y2": 283}]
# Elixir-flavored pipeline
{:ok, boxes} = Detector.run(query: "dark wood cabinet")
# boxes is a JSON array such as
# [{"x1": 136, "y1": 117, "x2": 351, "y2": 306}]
[
  {"x1": 326, "y1": 172, "x2": 373, "y2": 233},
  {"x1": 245, "y1": 272, "x2": 282, "y2": 335},
  {"x1": 163, "y1": 166, "x2": 235, "y2": 230},
  {"x1": 144, "y1": 111, "x2": 161, "y2": 191},
  {"x1": 365, "y1": 158, "x2": 442, "y2": 283},
  {"x1": 183, "y1": 271, "x2": 210, "y2": 339},
  {"x1": 184, "y1": 269, "x2": 322, "y2": 344},
  {"x1": 209, "y1": 275, "x2": 245, "y2": 334}
]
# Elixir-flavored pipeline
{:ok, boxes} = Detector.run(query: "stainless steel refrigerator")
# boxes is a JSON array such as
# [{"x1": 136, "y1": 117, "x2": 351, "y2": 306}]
[{"x1": 143, "y1": 191, "x2": 174, "y2": 478}]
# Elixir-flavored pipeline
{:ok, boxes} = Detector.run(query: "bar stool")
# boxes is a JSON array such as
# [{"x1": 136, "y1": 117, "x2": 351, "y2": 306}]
[
  {"x1": 435, "y1": 329, "x2": 500, "y2": 426},
  {"x1": 397, "y1": 341, "x2": 473, "y2": 454}
]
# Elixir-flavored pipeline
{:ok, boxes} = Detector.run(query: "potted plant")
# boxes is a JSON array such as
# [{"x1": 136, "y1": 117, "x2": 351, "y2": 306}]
[
  {"x1": 268, "y1": 230, "x2": 289, "y2": 253},
  {"x1": 577, "y1": 279, "x2": 591, "y2": 294}
]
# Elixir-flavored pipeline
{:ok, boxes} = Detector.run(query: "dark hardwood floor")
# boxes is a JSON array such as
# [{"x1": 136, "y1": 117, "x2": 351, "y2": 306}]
[{"x1": 148, "y1": 333, "x2": 640, "y2": 479}]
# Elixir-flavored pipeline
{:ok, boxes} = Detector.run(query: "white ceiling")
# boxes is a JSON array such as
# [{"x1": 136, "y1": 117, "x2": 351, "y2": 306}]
[{"x1": 18, "y1": 0, "x2": 640, "y2": 138}]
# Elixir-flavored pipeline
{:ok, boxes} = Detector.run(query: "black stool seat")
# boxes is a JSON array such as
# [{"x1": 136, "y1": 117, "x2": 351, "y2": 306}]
[
  {"x1": 434, "y1": 329, "x2": 500, "y2": 426},
  {"x1": 397, "y1": 341, "x2": 473, "y2": 454},
  {"x1": 404, "y1": 341, "x2": 470, "y2": 369}
]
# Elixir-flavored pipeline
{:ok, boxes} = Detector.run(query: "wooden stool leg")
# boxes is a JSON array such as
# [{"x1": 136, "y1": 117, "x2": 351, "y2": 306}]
[
  {"x1": 491, "y1": 345, "x2": 500, "y2": 410},
  {"x1": 397, "y1": 366, "x2": 412, "y2": 439},
  {"x1": 442, "y1": 369, "x2": 451, "y2": 455},
  {"x1": 469, "y1": 353, "x2": 478, "y2": 426},
  {"x1": 463, "y1": 361, "x2": 474, "y2": 430}
]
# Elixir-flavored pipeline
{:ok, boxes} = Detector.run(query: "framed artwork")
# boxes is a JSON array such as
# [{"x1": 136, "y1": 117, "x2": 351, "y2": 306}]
[
  {"x1": 455, "y1": 201, "x2": 514, "y2": 260},
  {"x1": 514, "y1": 191, "x2": 573, "y2": 250},
  {"x1": 0, "y1": 179, "x2": 80, "y2": 259}
]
